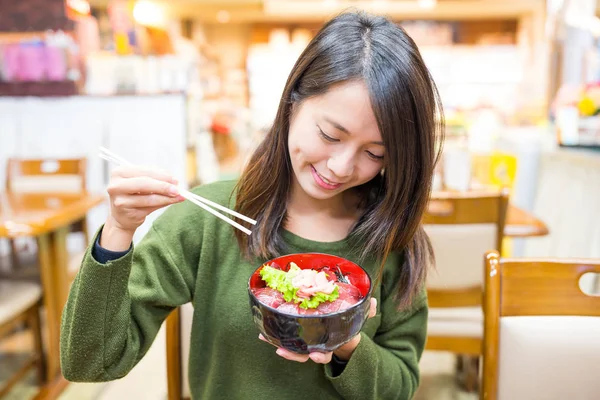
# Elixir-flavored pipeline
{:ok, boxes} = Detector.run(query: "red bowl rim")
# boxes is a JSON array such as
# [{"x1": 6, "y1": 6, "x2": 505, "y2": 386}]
[{"x1": 247, "y1": 252, "x2": 373, "y2": 319}]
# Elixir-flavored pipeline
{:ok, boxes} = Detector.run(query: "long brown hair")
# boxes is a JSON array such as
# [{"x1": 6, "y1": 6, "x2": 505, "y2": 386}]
[{"x1": 235, "y1": 11, "x2": 444, "y2": 309}]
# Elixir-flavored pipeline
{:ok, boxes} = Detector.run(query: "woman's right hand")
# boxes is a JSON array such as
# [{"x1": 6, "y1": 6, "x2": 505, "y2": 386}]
[{"x1": 100, "y1": 166, "x2": 185, "y2": 251}]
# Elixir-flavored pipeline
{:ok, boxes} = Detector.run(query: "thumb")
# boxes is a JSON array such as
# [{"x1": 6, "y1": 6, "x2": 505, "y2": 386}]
[{"x1": 368, "y1": 298, "x2": 377, "y2": 318}]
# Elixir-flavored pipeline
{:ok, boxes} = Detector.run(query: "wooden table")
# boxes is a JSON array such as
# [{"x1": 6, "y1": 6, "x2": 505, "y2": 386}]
[
  {"x1": 427, "y1": 201, "x2": 548, "y2": 238},
  {"x1": 0, "y1": 191, "x2": 105, "y2": 398},
  {"x1": 504, "y1": 205, "x2": 549, "y2": 238},
  {"x1": 428, "y1": 190, "x2": 549, "y2": 238}
]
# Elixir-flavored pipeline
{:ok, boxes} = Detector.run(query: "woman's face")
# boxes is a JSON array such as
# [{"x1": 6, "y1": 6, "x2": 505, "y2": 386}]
[{"x1": 288, "y1": 80, "x2": 385, "y2": 203}]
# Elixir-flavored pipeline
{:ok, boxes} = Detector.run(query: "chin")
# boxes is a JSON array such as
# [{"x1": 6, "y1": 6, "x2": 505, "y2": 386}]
[{"x1": 307, "y1": 188, "x2": 339, "y2": 200}]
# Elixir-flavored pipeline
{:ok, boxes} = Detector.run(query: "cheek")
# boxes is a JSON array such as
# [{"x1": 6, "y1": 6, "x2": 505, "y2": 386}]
[
  {"x1": 288, "y1": 137, "x2": 303, "y2": 163},
  {"x1": 287, "y1": 129, "x2": 300, "y2": 155},
  {"x1": 290, "y1": 132, "x2": 324, "y2": 162},
  {"x1": 357, "y1": 163, "x2": 383, "y2": 183}
]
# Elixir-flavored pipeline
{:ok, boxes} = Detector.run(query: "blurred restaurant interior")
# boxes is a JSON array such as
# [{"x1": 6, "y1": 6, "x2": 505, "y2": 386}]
[{"x1": 0, "y1": 0, "x2": 599, "y2": 399}]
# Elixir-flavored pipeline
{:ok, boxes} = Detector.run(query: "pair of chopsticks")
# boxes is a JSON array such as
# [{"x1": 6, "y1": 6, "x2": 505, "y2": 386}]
[{"x1": 98, "y1": 147, "x2": 256, "y2": 235}]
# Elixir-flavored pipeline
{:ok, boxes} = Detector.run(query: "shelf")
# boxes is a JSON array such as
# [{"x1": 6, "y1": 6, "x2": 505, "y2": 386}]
[
  {"x1": 0, "y1": 30, "x2": 75, "y2": 41},
  {"x1": 0, "y1": 31, "x2": 48, "y2": 41},
  {"x1": 559, "y1": 144, "x2": 600, "y2": 152},
  {"x1": 0, "y1": 81, "x2": 78, "y2": 97}
]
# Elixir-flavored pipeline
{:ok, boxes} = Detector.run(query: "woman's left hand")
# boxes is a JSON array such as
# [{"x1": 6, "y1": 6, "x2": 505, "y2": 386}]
[{"x1": 259, "y1": 298, "x2": 377, "y2": 364}]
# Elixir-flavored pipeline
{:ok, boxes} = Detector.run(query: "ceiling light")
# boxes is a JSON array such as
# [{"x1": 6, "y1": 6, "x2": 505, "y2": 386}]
[
  {"x1": 418, "y1": 0, "x2": 437, "y2": 10},
  {"x1": 133, "y1": 1, "x2": 167, "y2": 28},
  {"x1": 217, "y1": 10, "x2": 231, "y2": 24}
]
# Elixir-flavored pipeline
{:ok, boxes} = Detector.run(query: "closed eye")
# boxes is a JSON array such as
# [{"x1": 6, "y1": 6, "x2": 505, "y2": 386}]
[
  {"x1": 318, "y1": 126, "x2": 338, "y2": 142},
  {"x1": 367, "y1": 151, "x2": 384, "y2": 160}
]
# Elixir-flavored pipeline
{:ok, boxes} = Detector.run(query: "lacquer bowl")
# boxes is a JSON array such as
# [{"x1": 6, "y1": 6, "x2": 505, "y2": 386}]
[{"x1": 248, "y1": 253, "x2": 372, "y2": 354}]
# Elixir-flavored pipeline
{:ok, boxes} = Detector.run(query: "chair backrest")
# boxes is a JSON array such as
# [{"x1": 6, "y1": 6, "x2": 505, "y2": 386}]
[
  {"x1": 424, "y1": 189, "x2": 509, "y2": 308},
  {"x1": 482, "y1": 251, "x2": 600, "y2": 400},
  {"x1": 166, "y1": 303, "x2": 194, "y2": 400},
  {"x1": 5, "y1": 158, "x2": 87, "y2": 193},
  {"x1": 0, "y1": 280, "x2": 44, "y2": 397},
  {"x1": 0, "y1": 280, "x2": 41, "y2": 333}
]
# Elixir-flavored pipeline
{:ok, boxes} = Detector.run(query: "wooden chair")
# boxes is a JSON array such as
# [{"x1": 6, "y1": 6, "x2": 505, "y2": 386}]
[
  {"x1": 166, "y1": 303, "x2": 194, "y2": 400},
  {"x1": 423, "y1": 190, "x2": 509, "y2": 389},
  {"x1": 4, "y1": 158, "x2": 89, "y2": 280},
  {"x1": 5, "y1": 158, "x2": 88, "y2": 195},
  {"x1": 0, "y1": 280, "x2": 46, "y2": 398},
  {"x1": 482, "y1": 251, "x2": 600, "y2": 400}
]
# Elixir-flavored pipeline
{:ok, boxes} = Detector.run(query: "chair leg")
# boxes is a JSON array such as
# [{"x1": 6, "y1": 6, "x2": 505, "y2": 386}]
[
  {"x1": 28, "y1": 304, "x2": 47, "y2": 385},
  {"x1": 0, "y1": 305, "x2": 45, "y2": 398},
  {"x1": 0, "y1": 358, "x2": 37, "y2": 399},
  {"x1": 9, "y1": 238, "x2": 21, "y2": 269},
  {"x1": 455, "y1": 354, "x2": 479, "y2": 393},
  {"x1": 464, "y1": 356, "x2": 479, "y2": 393},
  {"x1": 455, "y1": 354, "x2": 463, "y2": 374}
]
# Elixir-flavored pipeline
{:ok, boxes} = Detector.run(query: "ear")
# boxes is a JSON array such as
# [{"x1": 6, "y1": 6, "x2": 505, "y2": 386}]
[
  {"x1": 290, "y1": 101, "x2": 299, "y2": 115},
  {"x1": 289, "y1": 101, "x2": 302, "y2": 125}
]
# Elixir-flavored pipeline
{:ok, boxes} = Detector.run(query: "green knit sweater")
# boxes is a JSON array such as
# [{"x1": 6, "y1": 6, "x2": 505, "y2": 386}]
[{"x1": 60, "y1": 180, "x2": 428, "y2": 400}]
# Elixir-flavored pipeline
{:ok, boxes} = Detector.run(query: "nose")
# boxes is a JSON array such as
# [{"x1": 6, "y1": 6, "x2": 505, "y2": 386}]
[{"x1": 326, "y1": 150, "x2": 355, "y2": 180}]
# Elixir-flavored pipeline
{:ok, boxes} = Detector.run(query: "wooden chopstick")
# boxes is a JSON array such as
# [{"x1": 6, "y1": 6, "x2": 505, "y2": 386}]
[{"x1": 98, "y1": 147, "x2": 255, "y2": 235}]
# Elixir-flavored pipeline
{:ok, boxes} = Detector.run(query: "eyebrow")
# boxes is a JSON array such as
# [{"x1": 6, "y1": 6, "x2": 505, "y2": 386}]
[{"x1": 323, "y1": 116, "x2": 384, "y2": 146}]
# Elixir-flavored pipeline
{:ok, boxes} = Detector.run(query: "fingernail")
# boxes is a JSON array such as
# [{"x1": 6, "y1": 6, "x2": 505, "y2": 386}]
[
  {"x1": 276, "y1": 349, "x2": 284, "y2": 356},
  {"x1": 169, "y1": 186, "x2": 179, "y2": 196}
]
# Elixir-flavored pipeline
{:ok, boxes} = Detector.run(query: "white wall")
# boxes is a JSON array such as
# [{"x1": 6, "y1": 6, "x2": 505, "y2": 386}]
[
  {"x1": 0, "y1": 94, "x2": 188, "y2": 243},
  {"x1": 0, "y1": 93, "x2": 188, "y2": 399}
]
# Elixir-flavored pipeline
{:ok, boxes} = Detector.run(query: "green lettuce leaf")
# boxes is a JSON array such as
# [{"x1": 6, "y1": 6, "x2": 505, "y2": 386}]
[
  {"x1": 259, "y1": 263, "x2": 339, "y2": 309},
  {"x1": 297, "y1": 285, "x2": 339, "y2": 309},
  {"x1": 259, "y1": 264, "x2": 298, "y2": 303}
]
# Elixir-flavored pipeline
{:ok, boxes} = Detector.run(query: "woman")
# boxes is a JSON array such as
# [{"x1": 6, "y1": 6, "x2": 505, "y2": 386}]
[{"x1": 61, "y1": 10, "x2": 443, "y2": 400}]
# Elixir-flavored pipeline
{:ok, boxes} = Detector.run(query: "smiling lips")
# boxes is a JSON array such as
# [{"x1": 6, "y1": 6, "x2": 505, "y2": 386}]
[{"x1": 310, "y1": 165, "x2": 343, "y2": 190}]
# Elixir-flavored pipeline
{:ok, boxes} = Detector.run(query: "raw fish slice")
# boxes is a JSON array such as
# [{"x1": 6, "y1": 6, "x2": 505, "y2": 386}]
[
  {"x1": 336, "y1": 282, "x2": 362, "y2": 301},
  {"x1": 253, "y1": 288, "x2": 285, "y2": 308},
  {"x1": 277, "y1": 302, "x2": 301, "y2": 315}
]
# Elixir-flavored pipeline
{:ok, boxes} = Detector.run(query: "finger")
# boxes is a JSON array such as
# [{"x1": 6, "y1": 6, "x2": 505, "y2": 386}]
[
  {"x1": 368, "y1": 298, "x2": 378, "y2": 318},
  {"x1": 259, "y1": 335, "x2": 312, "y2": 362},
  {"x1": 112, "y1": 165, "x2": 178, "y2": 184},
  {"x1": 138, "y1": 197, "x2": 185, "y2": 213},
  {"x1": 275, "y1": 348, "x2": 310, "y2": 363},
  {"x1": 109, "y1": 176, "x2": 180, "y2": 197},
  {"x1": 309, "y1": 352, "x2": 333, "y2": 364},
  {"x1": 113, "y1": 194, "x2": 183, "y2": 209},
  {"x1": 258, "y1": 334, "x2": 272, "y2": 345}
]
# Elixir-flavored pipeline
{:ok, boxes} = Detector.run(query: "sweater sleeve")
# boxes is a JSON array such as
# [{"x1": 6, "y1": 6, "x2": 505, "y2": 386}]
[
  {"x1": 60, "y1": 202, "x2": 200, "y2": 382},
  {"x1": 324, "y1": 261, "x2": 428, "y2": 400}
]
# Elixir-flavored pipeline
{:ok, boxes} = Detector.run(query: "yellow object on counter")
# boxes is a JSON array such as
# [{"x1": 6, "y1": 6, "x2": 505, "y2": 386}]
[
  {"x1": 489, "y1": 152, "x2": 517, "y2": 189},
  {"x1": 114, "y1": 33, "x2": 131, "y2": 55},
  {"x1": 578, "y1": 96, "x2": 596, "y2": 117},
  {"x1": 470, "y1": 152, "x2": 517, "y2": 190}
]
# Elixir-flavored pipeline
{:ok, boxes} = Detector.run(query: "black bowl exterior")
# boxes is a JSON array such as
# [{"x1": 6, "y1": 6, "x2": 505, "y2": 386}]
[{"x1": 249, "y1": 288, "x2": 371, "y2": 354}]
